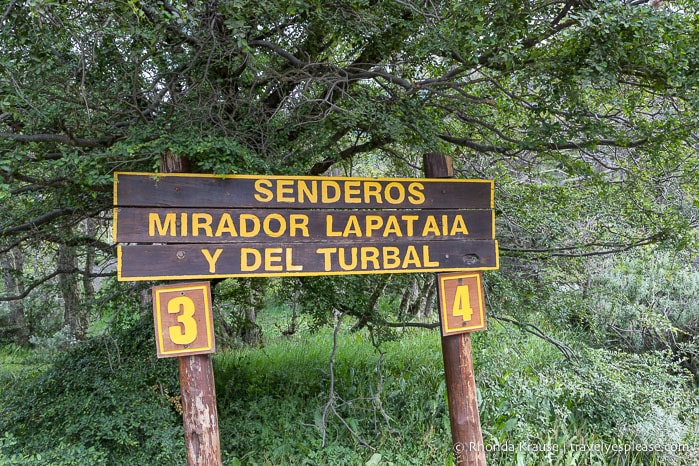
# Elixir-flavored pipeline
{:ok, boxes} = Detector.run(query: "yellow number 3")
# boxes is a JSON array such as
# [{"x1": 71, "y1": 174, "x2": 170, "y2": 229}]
[{"x1": 167, "y1": 296, "x2": 198, "y2": 345}]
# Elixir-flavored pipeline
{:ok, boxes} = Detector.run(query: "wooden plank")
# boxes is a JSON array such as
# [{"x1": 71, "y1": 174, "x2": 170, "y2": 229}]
[
  {"x1": 117, "y1": 240, "x2": 499, "y2": 280},
  {"x1": 115, "y1": 207, "x2": 495, "y2": 244},
  {"x1": 114, "y1": 172, "x2": 493, "y2": 209}
]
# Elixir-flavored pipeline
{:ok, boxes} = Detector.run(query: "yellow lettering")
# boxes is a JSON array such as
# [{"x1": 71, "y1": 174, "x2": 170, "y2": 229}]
[
  {"x1": 214, "y1": 213, "x2": 238, "y2": 237},
  {"x1": 325, "y1": 215, "x2": 342, "y2": 237},
  {"x1": 402, "y1": 245, "x2": 421, "y2": 268},
  {"x1": 286, "y1": 248, "x2": 303, "y2": 271},
  {"x1": 262, "y1": 213, "x2": 286, "y2": 238},
  {"x1": 384, "y1": 182, "x2": 405, "y2": 205},
  {"x1": 298, "y1": 180, "x2": 317, "y2": 203},
  {"x1": 365, "y1": 215, "x2": 383, "y2": 237},
  {"x1": 338, "y1": 248, "x2": 358, "y2": 270},
  {"x1": 382, "y1": 216, "x2": 402, "y2": 237},
  {"x1": 450, "y1": 215, "x2": 469, "y2": 235},
  {"x1": 277, "y1": 179, "x2": 295, "y2": 203},
  {"x1": 316, "y1": 247, "x2": 337, "y2": 271},
  {"x1": 421, "y1": 215, "x2": 441, "y2": 236},
  {"x1": 401, "y1": 215, "x2": 418, "y2": 236},
  {"x1": 383, "y1": 247, "x2": 401, "y2": 269},
  {"x1": 321, "y1": 181, "x2": 341, "y2": 203},
  {"x1": 149, "y1": 212, "x2": 176, "y2": 237},
  {"x1": 254, "y1": 179, "x2": 274, "y2": 202},
  {"x1": 408, "y1": 182, "x2": 425, "y2": 205},
  {"x1": 192, "y1": 213, "x2": 213, "y2": 237},
  {"x1": 240, "y1": 214, "x2": 261, "y2": 237},
  {"x1": 361, "y1": 247, "x2": 380, "y2": 269},
  {"x1": 289, "y1": 214, "x2": 309, "y2": 237},
  {"x1": 363, "y1": 181, "x2": 383, "y2": 204},
  {"x1": 201, "y1": 248, "x2": 223, "y2": 273},
  {"x1": 344, "y1": 181, "x2": 362, "y2": 204},
  {"x1": 241, "y1": 248, "x2": 262, "y2": 271},
  {"x1": 265, "y1": 248, "x2": 283, "y2": 271},
  {"x1": 343, "y1": 215, "x2": 362, "y2": 237},
  {"x1": 181, "y1": 213, "x2": 188, "y2": 237},
  {"x1": 452, "y1": 284, "x2": 474, "y2": 321},
  {"x1": 423, "y1": 245, "x2": 439, "y2": 266},
  {"x1": 167, "y1": 296, "x2": 197, "y2": 345}
]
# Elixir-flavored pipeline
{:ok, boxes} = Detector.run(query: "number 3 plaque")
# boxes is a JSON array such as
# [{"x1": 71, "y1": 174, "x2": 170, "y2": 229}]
[{"x1": 152, "y1": 282, "x2": 215, "y2": 358}]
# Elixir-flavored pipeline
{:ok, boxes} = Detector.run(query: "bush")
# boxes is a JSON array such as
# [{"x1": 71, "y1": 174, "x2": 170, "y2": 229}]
[{"x1": 0, "y1": 316, "x2": 184, "y2": 465}]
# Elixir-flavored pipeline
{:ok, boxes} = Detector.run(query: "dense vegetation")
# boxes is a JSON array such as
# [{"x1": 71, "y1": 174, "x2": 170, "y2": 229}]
[
  {"x1": 1, "y1": 0, "x2": 699, "y2": 464},
  {"x1": 1, "y1": 277, "x2": 697, "y2": 464}
]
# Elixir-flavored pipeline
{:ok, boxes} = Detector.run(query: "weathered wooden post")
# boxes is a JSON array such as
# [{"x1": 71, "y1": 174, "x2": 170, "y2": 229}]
[
  {"x1": 424, "y1": 153, "x2": 486, "y2": 466},
  {"x1": 160, "y1": 153, "x2": 222, "y2": 466}
]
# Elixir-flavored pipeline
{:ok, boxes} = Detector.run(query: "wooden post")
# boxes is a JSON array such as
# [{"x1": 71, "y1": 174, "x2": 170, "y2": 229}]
[
  {"x1": 179, "y1": 355, "x2": 222, "y2": 465},
  {"x1": 160, "y1": 153, "x2": 222, "y2": 466},
  {"x1": 424, "y1": 153, "x2": 486, "y2": 466}
]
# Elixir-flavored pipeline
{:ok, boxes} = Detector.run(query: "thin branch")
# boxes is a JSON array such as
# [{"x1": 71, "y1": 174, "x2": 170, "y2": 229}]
[
  {"x1": 379, "y1": 320, "x2": 440, "y2": 330},
  {"x1": 319, "y1": 311, "x2": 374, "y2": 450},
  {"x1": 492, "y1": 313, "x2": 576, "y2": 361},
  {"x1": 500, "y1": 233, "x2": 665, "y2": 258}
]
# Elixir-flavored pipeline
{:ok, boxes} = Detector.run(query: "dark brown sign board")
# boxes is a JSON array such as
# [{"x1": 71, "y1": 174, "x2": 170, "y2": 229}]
[
  {"x1": 119, "y1": 240, "x2": 498, "y2": 280},
  {"x1": 114, "y1": 172, "x2": 493, "y2": 209},
  {"x1": 115, "y1": 208, "x2": 495, "y2": 244},
  {"x1": 113, "y1": 172, "x2": 499, "y2": 280},
  {"x1": 152, "y1": 282, "x2": 215, "y2": 358}
]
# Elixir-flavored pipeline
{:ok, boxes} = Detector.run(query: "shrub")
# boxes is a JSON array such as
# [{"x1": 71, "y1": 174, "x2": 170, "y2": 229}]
[{"x1": 0, "y1": 316, "x2": 184, "y2": 465}]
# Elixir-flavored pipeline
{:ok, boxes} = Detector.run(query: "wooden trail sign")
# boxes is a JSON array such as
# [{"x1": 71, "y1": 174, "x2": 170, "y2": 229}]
[{"x1": 113, "y1": 173, "x2": 498, "y2": 280}]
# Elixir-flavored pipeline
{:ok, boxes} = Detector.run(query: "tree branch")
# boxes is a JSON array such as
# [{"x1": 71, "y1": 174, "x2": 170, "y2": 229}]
[
  {"x1": 0, "y1": 208, "x2": 77, "y2": 235},
  {"x1": 491, "y1": 313, "x2": 576, "y2": 361},
  {"x1": 308, "y1": 137, "x2": 388, "y2": 175},
  {"x1": 0, "y1": 132, "x2": 116, "y2": 148}
]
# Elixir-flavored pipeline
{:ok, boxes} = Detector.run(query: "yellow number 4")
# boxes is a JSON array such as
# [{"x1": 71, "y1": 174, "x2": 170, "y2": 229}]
[{"x1": 452, "y1": 285, "x2": 473, "y2": 322}]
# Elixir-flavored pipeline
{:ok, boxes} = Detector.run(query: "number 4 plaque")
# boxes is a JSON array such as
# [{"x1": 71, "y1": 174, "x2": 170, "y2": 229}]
[
  {"x1": 437, "y1": 272, "x2": 487, "y2": 336},
  {"x1": 152, "y1": 282, "x2": 216, "y2": 358}
]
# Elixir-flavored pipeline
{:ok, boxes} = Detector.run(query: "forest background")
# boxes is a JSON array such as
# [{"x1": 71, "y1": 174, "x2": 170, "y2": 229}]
[{"x1": 0, "y1": 1, "x2": 698, "y2": 464}]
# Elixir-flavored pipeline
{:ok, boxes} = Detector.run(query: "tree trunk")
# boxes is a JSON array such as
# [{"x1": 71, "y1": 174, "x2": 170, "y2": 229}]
[
  {"x1": 82, "y1": 217, "x2": 97, "y2": 302},
  {"x1": 240, "y1": 278, "x2": 265, "y2": 345},
  {"x1": 398, "y1": 276, "x2": 416, "y2": 320},
  {"x1": 1, "y1": 247, "x2": 29, "y2": 345},
  {"x1": 58, "y1": 243, "x2": 84, "y2": 339}
]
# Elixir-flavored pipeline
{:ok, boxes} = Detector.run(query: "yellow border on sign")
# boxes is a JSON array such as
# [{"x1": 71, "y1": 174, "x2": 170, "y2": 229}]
[
  {"x1": 117, "y1": 243, "x2": 499, "y2": 281},
  {"x1": 153, "y1": 283, "x2": 214, "y2": 356},
  {"x1": 114, "y1": 172, "x2": 495, "y2": 208},
  {"x1": 112, "y1": 208, "x2": 118, "y2": 243},
  {"x1": 491, "y1": 210, "x2": 496, "y2": 239},
  {"x1": 438, "y1": 272, "x2": 487, "y2": 335}
]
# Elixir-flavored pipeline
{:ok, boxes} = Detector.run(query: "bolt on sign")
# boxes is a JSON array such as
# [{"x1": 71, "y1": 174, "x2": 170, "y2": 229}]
[
  {"x1": 113, "y1": 172, "x2": 499, "y2": 280},
  {"x1": 152, "y1": 282, "x2": 215, "y2": 358},
  {"x1": 437, "y1": 272, "x2": 487, "y2": 336}
]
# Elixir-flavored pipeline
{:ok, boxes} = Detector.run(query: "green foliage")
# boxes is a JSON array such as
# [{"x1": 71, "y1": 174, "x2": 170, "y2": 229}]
[
  {"x1": 542, "y1": 249, "x2": 699, "y2": 382},
  {"x1": 0, "y1": 317, "x2": 183, "y2": 466},
  {"x1": 2, "y1": 304, "x2": 698, "y2": 465}
]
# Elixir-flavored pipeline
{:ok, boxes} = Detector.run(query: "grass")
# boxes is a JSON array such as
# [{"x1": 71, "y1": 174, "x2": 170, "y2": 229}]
[
  {"x1": 208, "y1": 307, "x2": 699, "y2": 465},
  {"x1": 1, "y1": 304, "x2": 697, "y2": 465}
]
